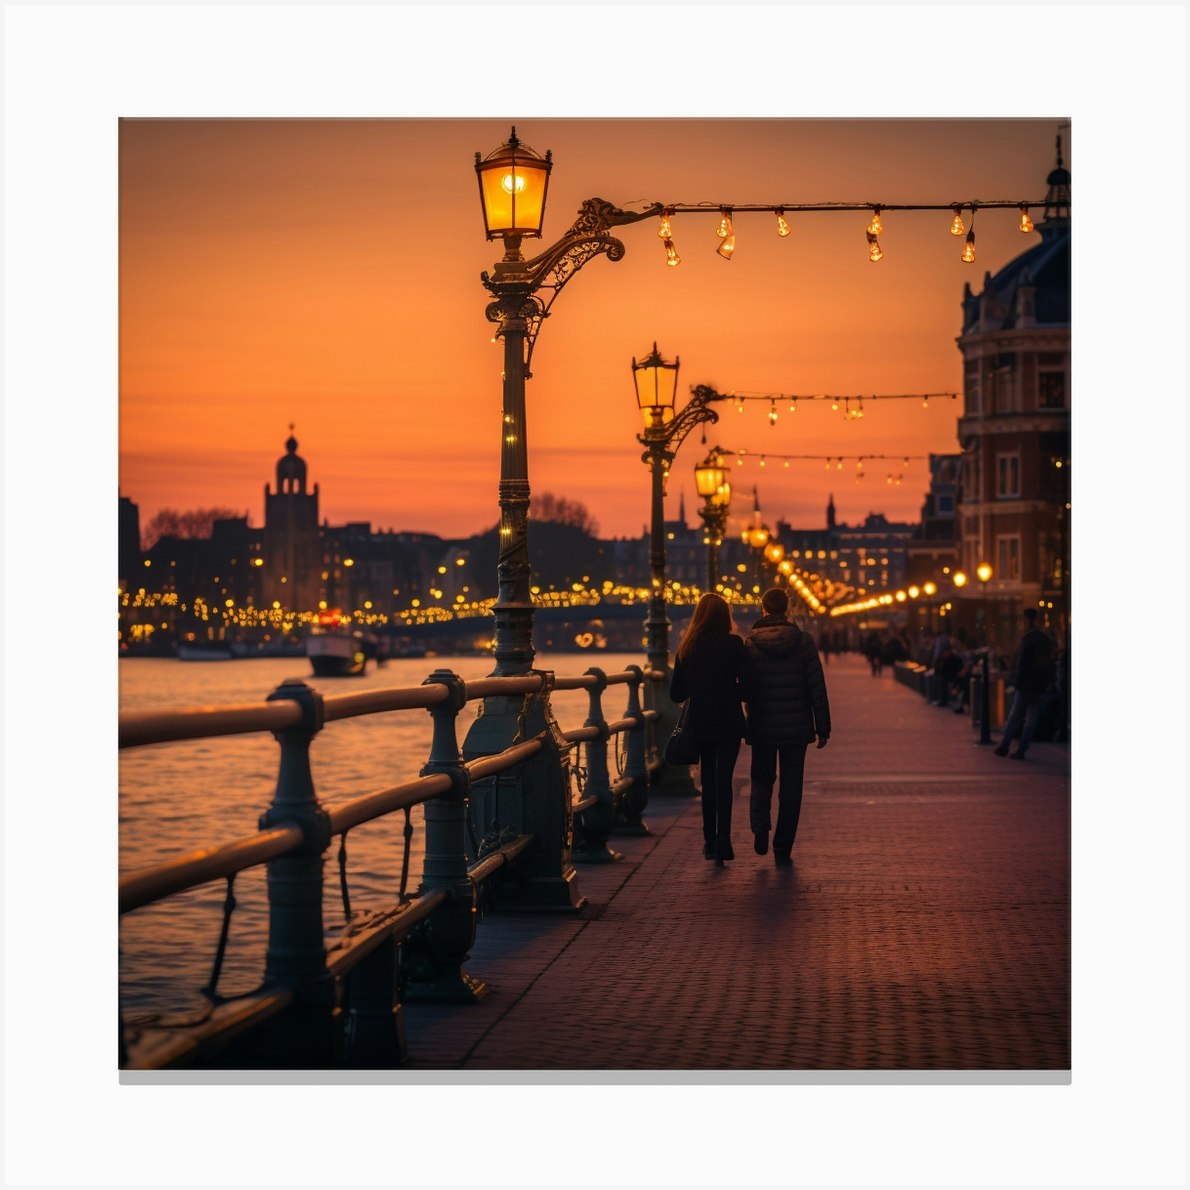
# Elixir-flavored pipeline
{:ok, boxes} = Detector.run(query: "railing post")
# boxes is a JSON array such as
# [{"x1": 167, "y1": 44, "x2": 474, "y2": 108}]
[
  {"x1": 572, "y1": 668, "x2": 622, "y2": 864},
  {"x1": 254, "y1": 678, "x2": 335, "y2": 1067},
  {"x1": 616, "y1": 665, "x2": 651, "y2": 836},
  {"x1": 464, "y1": 672, "x2": 585, "y2": 911},
  {"x1": 402, "y1": 669, "x2": 488, "y2": 1003}
]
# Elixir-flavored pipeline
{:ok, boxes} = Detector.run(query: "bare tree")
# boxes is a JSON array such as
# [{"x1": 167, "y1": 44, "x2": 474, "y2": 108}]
[
  {"x1": 529, "y1": 492, "x2": 599, "y2": 536},
  {"x1": 141, "y1": 507, "x2": 247, "y2": 550}
]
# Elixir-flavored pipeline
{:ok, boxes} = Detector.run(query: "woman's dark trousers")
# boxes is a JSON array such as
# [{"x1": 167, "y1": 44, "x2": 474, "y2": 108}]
[
  {"x1": 699, "y1": 739, "x2": 741, "y2": 859},
  {"x1": 750, "y1": 742, "x2": 808, "y2": 857}
]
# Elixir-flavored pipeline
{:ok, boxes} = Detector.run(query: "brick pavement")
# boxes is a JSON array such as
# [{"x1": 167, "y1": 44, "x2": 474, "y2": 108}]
[{"x1": 401, "y1": 654, "x2": 1070, "y2": 1071}]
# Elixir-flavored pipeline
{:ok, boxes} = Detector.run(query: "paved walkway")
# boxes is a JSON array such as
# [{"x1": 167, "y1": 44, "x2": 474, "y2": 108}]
[{"x1": 402, "y1": 654, "x2": 1070, "y2": 1072}]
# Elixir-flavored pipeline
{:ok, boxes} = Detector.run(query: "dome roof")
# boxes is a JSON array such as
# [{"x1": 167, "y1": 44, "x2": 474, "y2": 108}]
[{"x1": 961, "y1": 138, "x2": 1070, "y2": 334}]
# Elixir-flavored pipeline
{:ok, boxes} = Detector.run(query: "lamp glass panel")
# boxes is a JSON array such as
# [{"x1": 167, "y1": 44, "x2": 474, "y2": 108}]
[{"x1": 478, "y1": 159, "x2": 550, "y2": 237}]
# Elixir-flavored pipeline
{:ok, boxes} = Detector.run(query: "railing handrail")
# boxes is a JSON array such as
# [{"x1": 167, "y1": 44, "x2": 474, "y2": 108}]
[
  {"x1": 119, "y1": 658, "x2": 665, "y2": 1068},
  {"x1": 119, "y1": 668, "x2": 654, "y2": 750}
]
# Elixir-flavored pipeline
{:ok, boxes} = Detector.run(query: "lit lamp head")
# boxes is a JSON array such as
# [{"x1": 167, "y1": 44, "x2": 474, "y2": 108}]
[
  {"x1": 475, "y1": 127, "x2": 552, "y2": 244},
  {"x1": 764, "y1": 541, "x2": 785, "y2": 564},
  {"x1": 747, "y1": 524, "x2": 771, "y2": 550},
  {"x1": 632, "y1": 342, "x2": 680, "y2": 432},
  {"x1": 694, "y1": 455, "x2": 727, "y2": 499},
  {"x1": 976, "y1": 562, "x2": 993, "y2": 584},
  {"x1": 712, "y1": 480, "x2": 732, "y2": 509}
]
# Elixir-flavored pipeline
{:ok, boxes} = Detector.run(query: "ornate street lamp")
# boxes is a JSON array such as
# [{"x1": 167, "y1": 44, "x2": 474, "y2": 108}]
[
  {"x1": 463, "y1": 130, "x2": 662, "y2": 908},
  {"x1": 473, "y1": 128, "x2": 661, "y2": 678},
  {"x1": 634, "y1": 357, "x2": 725, "y2": 680},
  {"x1": 695, "y1": 450, "x2": 731, "y2": 592},
  {"x1": 634, "y1": 367, "x2": 726, "y2": 790}
]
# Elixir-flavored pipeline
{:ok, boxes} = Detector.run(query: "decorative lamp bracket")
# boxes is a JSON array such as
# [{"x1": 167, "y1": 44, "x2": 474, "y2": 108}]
[{"x1": 482, "y1": 198, "x2": 663, "y2": 376}]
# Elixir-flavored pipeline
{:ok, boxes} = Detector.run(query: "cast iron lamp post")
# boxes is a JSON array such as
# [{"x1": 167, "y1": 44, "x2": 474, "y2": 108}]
[
  {"x1": 474, "y1": 128, "x2": 662, "y2": 677},
  {"x1": 694, "y1": 450, "x2": 731, "y2": 593},
  {"x1": 633, "y1": 355, "x2": 725, "y2": 675},
  {"x1": 462, "y1": 129, "x2": 662, "y2": 904}
]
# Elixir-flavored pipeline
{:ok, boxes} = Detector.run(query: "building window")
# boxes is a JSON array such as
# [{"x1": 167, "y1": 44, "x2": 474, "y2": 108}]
[
  {"x1": 996, "y1": 453, "x2": 1020, "y2": 498},
  {"x1": 1039, "y1": 369, "x2": 1066, "y2": 409},
  {"x1": 996, "y1": 536, "x2": 1021, "y2": 582},
  {"x1": 937, "y1": 494, "x2": 954, "y2": 514}
]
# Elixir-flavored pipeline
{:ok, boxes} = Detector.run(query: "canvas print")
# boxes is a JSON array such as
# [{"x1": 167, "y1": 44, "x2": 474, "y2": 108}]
[{"x1": 117, "y1": 117, "x2": 1071, "y2": 1074}]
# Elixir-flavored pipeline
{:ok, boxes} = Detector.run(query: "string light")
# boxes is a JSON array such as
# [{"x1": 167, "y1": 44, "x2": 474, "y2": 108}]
[
  {"x1": 961, "y1": 209, "x2": 977, "y2": 264},
  {"x1": 775, "y1": 209, "x2": 791, "y2": 237},
  {"x1": 657, "y1": 210, "x2": 672, "y2": 238},
  {"x1": 949, "y1": 206, "x2": 965, "y2": 236},
  {"x1": 768, "y1": 401, "x2": 778, "y2": 425},
  {"x1": 716, "y1": 211, "x2": 732, "y2": 238},
  {"x1": 663, "y1": 237, "x2": 681, "y2": 267},
  {"x1": 1018, "y1": 204, "x2": 1034, "y2": 233},
  {"x1": 867, "y1": 206, "x2": 883, "y2": 234},
  {"x1": 717, "y1": 219, "x2": 736, "y2": 259},
  {"x1": 866, "y1": 230, "x2": 883, "y2": 262}
]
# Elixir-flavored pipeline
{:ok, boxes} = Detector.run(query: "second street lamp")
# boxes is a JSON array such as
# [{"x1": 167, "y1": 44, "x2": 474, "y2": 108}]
[
  {"x1": 633, "y1": 355, "x2": 724, "y2": 674},
  {"x1": 634, "y1": 360, "x2": 726, "y2": 787},
  {"x1": 694, "y1": 449, "x2": 731, "y2": 593}
]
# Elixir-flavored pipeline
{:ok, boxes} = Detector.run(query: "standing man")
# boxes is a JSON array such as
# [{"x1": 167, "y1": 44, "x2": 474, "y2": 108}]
[
  {"x1": 744, "y1": 588, "x2": 832, "y2": 866},
  {"x1": 995, "y1": 607, "x2": 1056, "y2": 760}
]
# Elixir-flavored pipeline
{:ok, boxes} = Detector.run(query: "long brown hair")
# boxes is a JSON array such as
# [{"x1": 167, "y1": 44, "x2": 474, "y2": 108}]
[{"x1": 676, "y1": 592, "x2": 734, "y2": 660}]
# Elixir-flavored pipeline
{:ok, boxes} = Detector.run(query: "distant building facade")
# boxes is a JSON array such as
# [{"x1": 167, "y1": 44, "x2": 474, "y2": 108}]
[{"x1": 953, "y1": 139, "x2": 1071, "y2": 647}]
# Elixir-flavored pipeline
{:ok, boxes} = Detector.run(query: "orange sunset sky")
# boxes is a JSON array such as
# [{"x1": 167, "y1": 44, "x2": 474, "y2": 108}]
[{"x1": 119, "y1": 117, "x2": 1067, "y2": 541}]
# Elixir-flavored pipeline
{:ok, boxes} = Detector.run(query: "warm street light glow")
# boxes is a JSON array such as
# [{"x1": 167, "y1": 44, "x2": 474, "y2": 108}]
[
  {"x1": 632, "y1": 342, "x2": 680, "y2": 430},
  {"x1": 953, "y1": 570, "x2": 969, "y2": 587},
  {"x1": 475, "y1": 127, "x2": 552, "y2": 241},
  {"x1": 976, "y1": 562, "x2": 993, "y2": 583},
  {"x1": 694, "y1": 455, "x2": 726, "y2": 497}
]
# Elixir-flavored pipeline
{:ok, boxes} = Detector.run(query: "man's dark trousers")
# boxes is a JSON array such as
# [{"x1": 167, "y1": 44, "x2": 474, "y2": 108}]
[{"x1": 750, "y1": 743, "x2": 809, "y2": 855}]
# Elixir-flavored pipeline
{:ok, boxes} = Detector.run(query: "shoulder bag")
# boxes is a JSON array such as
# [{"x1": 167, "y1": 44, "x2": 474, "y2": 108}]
[{"x1": 664, "y1": 701, "x2": 700, "y2": 765}]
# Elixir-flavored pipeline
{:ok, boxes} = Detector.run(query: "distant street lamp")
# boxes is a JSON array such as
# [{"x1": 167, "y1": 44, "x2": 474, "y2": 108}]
[
  {"x1": 694, "y1": 449, "x2": 731, "y2": 592},
  {"x1": 633, "y1": 353, "x2": 724, "y2": 677},
  {"x1": 474, "y1": 128, "x2": 661, "y2": 677}
]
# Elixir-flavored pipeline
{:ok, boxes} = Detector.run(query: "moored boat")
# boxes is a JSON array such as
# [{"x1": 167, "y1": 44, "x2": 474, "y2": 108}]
[{"x1": 306, "y1": 612, "x2": 374, "y2": 677}]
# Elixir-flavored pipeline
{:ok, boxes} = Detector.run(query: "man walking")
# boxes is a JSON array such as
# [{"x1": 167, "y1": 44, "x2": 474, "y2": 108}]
[
  {"x1": 995, "y1": 607, "x2": 1056, "y2": 760},
  {"x1": 744, "y1": 588, "x2": 831, "y2": 866}
]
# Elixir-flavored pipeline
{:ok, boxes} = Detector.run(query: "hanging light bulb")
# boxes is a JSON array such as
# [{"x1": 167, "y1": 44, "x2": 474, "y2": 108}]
[
  {"x1": 736, "y1": 398, "x2": 745, "y2": 413},
  {"x1": 830, "y1": 397, "x2": 840, "y2": 411},
  {"x1": 1018, "y1": 204, "x2": 1034, "y2": 233},
  {"x1": 949, "y1": 206, "x2": 965, "y2": 236},
  {"x1": 962, "y1": 226, "x2": 976, "y2": 264},
  {"x1": 775, "y1": 209, "x2": 791, "y2": 237},
  {"x1": 824, "y1": 458, "x2": 831, "y2": 470},
  {"x1": 866, "y1": 231, "x2": 883, "y2": 262},
  {"x1": 836, "y1": 458, "x2": 843, "y2": 470},
  {"x1": 768, "y1": 401, "x2": 778, "y2": 425},
  {"x1": 783, "y1": 459, "x2": 790, "y2": 468},
  {"x1": 867, "y1": 207, "x2": 883, "y2": 234},
  {"x1": 716, "y1": 210, "x2": 732, "y2": 238},
  {"x1": 657, "y1": 210, "x2": 672, "y2": 238},
  {"x1": 856, "y1": 398, "x2": 865, "y2": 419},
  {"x1": 789, "y1": 399, "x2": 797, "y2": 413},
  {"x1": 717, "y1": 232, "x2": 736, "y2": 260},
  {"x1": 663, "y1": 237, "x2": 681, "y2": 267},
  {"x1": 760, "y1": 455, "x2": 767, "y2": 467},
  {"x1": 922, "y1": 395, "x2": 929, "y2": 409}
]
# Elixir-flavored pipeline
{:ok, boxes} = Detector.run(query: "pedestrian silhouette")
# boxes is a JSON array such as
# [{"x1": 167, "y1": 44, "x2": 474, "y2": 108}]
[
  {"x1": 670, "y1": 592, "x2": 751, "y2": 867},
  {"x1": 743, "y1": 588, "x2": 831, "y2": 866},
  {"x1": 863, "y1": 629, "x2": 883, "y2": 676},
  {"x1": 995, "y1": 608, "x2": 1056, "y2": 759}
]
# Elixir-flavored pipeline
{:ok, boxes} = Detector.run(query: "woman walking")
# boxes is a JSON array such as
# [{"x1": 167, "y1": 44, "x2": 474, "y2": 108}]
[{"x1": 670, "y1": 592, "x2": 751, "y2": 867}]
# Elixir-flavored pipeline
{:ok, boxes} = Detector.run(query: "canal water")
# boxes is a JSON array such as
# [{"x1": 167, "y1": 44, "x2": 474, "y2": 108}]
[{"x1": 119, "y1": 651, "x2": 648, "y2": 1020}]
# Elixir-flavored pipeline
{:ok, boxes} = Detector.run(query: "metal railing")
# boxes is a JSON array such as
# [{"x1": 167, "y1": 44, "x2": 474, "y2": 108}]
[{"x1": 118, "y1": 663, "x2": 666, "y2": 1070}]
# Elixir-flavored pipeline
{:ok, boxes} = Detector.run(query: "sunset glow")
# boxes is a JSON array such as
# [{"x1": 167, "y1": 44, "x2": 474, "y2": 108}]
[{"x1": 119, "y1": 118, "x2": 1066, "y2": 540}]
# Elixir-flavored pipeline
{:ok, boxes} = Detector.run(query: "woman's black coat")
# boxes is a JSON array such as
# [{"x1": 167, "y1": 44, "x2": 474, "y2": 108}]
[{"x1": 669, "y1": 632, "x2": 751, "y2": 745}]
